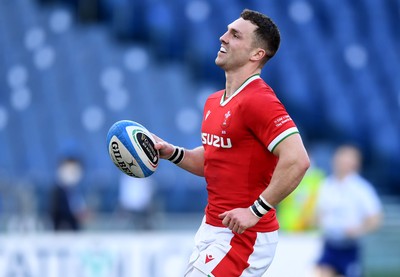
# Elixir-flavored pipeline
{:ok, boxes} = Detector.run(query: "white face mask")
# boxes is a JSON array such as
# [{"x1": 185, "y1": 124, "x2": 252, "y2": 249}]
[{"x1": 57, "y1": 162, "x2": 83, "y2": 187}]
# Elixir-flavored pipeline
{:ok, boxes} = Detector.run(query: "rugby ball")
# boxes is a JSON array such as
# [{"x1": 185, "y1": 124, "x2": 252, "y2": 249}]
[{"x1": 106, "y1": 120, "x2": 159, "y2": 178}]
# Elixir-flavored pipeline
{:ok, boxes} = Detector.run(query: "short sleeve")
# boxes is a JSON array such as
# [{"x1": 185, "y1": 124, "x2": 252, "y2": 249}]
[{"x1": 242, "y1": 91, "x2": 298, "y2": 152}]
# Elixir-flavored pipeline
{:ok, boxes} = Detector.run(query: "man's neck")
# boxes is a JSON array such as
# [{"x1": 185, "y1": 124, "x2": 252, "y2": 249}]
[{"x1": 224, "y1": 69, "x2": 261, "y2": 98}]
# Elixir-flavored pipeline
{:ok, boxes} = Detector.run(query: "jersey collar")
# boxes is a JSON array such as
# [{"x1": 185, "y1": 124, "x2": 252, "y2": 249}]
[{"x1": 220, "y1": 74, "x2": 261, "y2": 106}]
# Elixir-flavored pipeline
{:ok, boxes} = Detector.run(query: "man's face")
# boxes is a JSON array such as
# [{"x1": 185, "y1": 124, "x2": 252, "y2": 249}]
[
  {"x1": 215, "y1": 18, "x2": 258, "y2": 71},
  {"x1": 333, "y1": 148, "x2": 360, "y2": 178},
  {"x1": 58, "y1": 160, "x2": 83, "y2": 187}
]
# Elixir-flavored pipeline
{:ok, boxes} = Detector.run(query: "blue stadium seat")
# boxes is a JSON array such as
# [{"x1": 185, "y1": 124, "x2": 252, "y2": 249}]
[{"x1": 1, "y1": 0, "x2": 400, "y2": 210}]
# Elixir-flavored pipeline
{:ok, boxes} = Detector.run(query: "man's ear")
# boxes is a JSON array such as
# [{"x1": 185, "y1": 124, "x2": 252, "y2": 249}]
[{"x1": 250, "y1": 48, "x2": 266, "y2": 62}]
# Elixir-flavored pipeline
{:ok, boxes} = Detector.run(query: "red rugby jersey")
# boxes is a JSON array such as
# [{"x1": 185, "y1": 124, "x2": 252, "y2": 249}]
[{"x1": 201, "y1": 75, "x2": 299, "y2": 232}]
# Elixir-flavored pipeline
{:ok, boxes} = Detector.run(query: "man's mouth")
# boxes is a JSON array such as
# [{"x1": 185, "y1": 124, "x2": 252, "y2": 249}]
[{"x1": 219, "y1": 46, "x2": 227, "y2": 53}]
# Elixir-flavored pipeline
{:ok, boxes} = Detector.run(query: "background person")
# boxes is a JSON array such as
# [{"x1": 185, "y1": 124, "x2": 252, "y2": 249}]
[
  {"x1": 314, "y1": 145, "x2": 383, "y2": 277},
  {"x1": 117, "y1": 173, "x2": 157, "y2": 230},
  {"x1": 50, "y1": 156, "x2": 88, "y2": 231}
]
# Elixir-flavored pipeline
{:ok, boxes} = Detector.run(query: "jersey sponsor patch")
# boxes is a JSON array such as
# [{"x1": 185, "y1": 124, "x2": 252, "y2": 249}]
[{"x1": 201, "y1": 133, "x2": 232, "y2": 148}]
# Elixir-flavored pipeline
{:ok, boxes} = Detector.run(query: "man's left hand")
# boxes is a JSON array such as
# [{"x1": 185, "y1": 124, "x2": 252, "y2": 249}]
[{"x1": 219, "y1": 208, "x2": 260, "y2": 234}]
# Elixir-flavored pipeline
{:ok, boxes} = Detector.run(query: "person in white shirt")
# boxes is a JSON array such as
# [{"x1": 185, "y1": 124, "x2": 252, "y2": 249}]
[
  {"x1": 118, "y1": 173, "x2": 156, "y2": 230},
  {"x1": 314, "y1": 145, "x2": 382, "y2": 277}
]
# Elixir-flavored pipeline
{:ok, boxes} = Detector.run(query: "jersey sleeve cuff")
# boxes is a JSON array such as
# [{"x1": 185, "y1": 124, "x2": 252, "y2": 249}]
[{"x1": 267, "y1": 127, "x2": 299, "y2": 152}]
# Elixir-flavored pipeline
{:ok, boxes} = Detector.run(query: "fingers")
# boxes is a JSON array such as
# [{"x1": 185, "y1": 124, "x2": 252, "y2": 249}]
[
  {"x1": 154, "y1": 141, "x2": 166, "y2": 150},
  {"x1": 150, "y1": 134, "x2": 175, "y2": 159},
  {"x1": 235, "y1": 225, "x2": 245, "y2": 234},
  {"x1": 231, "y1": 222, "x2": 244, "y2": 234},
  {"x1": 152, "y1": 133, "x2": 165, "y2": 150},
  {"x1": 229, "y1": 220, "x2": 245, "y2": 234},
  {"x1": 219, "y1": 211, "x2": 245, "y2": 234},
  {"x1": 218, "y1": 211, "x2": 227, "y2": 219},
  {"x1": 151, "y1": 133, "x2": 167, "y2": 150},
  {"x1": 151, "y1": 133, "x2": 162, "y2": 142}
]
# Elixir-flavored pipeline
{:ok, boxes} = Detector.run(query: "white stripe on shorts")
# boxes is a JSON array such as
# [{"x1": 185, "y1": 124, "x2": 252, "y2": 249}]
[{"x1": 240, "y1": 230, "x2": 279, "y2": 276}]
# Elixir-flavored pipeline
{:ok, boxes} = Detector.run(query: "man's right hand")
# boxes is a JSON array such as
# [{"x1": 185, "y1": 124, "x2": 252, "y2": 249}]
[{"x1": 152, "y1": 133, "x2": 175, "y2": 159}]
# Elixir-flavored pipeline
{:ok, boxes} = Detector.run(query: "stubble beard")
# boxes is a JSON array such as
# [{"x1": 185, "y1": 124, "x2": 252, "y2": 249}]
[{"x1": 215, "y1": 54, "x2": 229, "y2": 71}]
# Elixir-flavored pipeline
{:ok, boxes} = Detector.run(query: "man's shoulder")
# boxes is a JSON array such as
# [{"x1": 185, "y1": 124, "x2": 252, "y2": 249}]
[
  {"x1": 347, "y1": 174, "x2": 372, "y2": 187},
  {"x1": 248, "y1": 77, "x2": 273, "y2": 90},
  {"x1": 243, "y1": 78, "x2": 278, "y2": 100},
  {"x1": 351, "y1": 175, "x2": 378, "y2": 195}
]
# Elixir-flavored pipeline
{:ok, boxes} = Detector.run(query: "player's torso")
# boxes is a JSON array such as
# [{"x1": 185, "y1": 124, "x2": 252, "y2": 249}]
[
  {"x1": 201, "y1": 89, "x2": 273, "y2": 186},
  {"x1": 319, "y1": 176, "x2": 376, "y2": 231},
  {"x1": 201, "y1": 93, "x2": 251, "y2": 154},
  {"x1": 201, "y1": 84, "x2": 279, "y2": 231}
]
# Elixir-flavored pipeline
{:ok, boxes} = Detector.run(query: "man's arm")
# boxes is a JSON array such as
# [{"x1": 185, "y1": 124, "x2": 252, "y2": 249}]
[
  {"x1": 152, "y1": 134, "x2": 205, "y2": 177},
  {"x1": 346, "y1": 213, "x2": 383, "y2": 239},
  {"x1": 260, "y1": 133, "x2": 310, "y2": 206},
  {"x1": 220, "y1": 133, "x2": 310, "y2": 233}
]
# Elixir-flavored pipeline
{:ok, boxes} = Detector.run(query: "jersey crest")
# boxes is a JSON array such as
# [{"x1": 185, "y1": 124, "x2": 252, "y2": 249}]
[{"x1": 221, "y1": 110, "x2": 232, "y2": 131}]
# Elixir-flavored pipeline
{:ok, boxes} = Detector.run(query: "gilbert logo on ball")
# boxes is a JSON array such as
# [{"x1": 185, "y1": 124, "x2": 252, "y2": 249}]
[{"x1": 106, "y1": 120, "x2": 159, "y2": 178}]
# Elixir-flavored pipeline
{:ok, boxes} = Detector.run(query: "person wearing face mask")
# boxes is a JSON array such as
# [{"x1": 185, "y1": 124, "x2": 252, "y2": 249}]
[{"x1": 49, "y1": 156, "x2": 88, "y2": 231}]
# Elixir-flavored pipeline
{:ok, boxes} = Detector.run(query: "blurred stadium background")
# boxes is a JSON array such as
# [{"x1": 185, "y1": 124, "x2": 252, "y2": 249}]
[{"x1": 0, "y1": 0, "x2": 399, "y2": 276}]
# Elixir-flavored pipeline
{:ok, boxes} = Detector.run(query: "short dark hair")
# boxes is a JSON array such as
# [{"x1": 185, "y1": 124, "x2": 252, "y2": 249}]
[{"x1": 240, "y1": 9, "x2": 281, "y2": 65}]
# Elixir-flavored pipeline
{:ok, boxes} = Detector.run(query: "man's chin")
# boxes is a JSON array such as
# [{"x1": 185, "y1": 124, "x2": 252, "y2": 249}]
[{"x1": 215, "y1": 58, "x2": 225, "y2": 69}]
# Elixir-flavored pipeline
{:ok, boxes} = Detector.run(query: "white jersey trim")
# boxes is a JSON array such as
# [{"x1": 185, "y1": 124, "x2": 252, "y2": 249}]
[
  {"x1": 220, "y1": 75, "x2": 261, "y2": 106},
  {"x1": 267, "y1": 127, "x2": 299, "y2": 152}
]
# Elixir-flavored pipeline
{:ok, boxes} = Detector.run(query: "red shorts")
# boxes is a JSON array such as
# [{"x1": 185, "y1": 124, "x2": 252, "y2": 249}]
[{"x1": 185, "y1": 217, "x2": 278, "y2": 277}]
